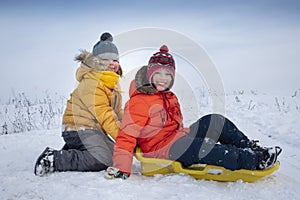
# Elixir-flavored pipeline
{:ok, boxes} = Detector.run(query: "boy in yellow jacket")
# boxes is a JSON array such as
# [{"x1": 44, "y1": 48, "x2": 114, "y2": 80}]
[{"x1": 34, "y1": 32, "x2": 123, "y2": 176}]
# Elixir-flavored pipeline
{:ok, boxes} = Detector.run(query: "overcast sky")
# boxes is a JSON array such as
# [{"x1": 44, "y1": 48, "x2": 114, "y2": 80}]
[{"x1": 1, "y1": 0, "x2": 300, "y2": 101}]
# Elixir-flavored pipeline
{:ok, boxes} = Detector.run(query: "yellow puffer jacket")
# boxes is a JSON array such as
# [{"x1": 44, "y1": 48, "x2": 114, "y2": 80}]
[{"x1": 62, "y1": 63, "x2": 123, "y2": 140}]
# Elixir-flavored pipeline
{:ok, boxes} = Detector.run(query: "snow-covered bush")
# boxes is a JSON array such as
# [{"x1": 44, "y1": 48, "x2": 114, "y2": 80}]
[
  {"x1": 0, "y1": 92, "x2": 66, "y2": 134},
  {"x1": 1, "y1": 89, "x2": 299, "y2": 135}
]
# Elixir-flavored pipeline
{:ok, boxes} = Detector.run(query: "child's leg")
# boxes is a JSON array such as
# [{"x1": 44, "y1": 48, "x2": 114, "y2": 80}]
[
  {"x1": 189, "y1": 114, "x2": 252, "y2": 148},
  {"x1": 169, "y1": 136, "x2": 258, "y2": 170},
  {"x1": 53, "y1": 148, "x2": 107, "y2": 171},
  {"x1": 53, "y1": 130, "x2": 113, "y2": 171}
]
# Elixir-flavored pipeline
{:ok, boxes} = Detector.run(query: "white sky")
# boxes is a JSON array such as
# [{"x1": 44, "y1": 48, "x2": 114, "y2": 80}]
[{"x1": 0, "y1": 0, "x2": 300, "y2": 101}]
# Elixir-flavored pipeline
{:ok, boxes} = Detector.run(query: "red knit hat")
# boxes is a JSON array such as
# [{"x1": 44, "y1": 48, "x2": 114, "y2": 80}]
[{"x1": 147, "y1": 45, "x2": 175, "y2": 83}]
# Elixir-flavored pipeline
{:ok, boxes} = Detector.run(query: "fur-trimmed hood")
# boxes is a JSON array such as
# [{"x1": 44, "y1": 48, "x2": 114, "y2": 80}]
[
  {"x1": 75, "y1": 50, "x2": 122, "y2": 82},
  {"x1": 75, "y1": 50, "x2": 109, "y2": 71},
  {"x1": 131, "y1": 65, "x2": 157, "y2": 95}
]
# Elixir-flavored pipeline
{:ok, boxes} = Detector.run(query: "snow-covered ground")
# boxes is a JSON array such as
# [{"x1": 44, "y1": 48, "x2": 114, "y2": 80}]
[{"x1": 1, "y1": 92, "x2": 300, "y2": 200}]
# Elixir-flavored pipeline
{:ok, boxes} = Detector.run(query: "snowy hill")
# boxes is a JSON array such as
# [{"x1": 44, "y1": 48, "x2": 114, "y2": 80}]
[{"x1": 1, "y1": 91, "x2": 300, "y2": 200}]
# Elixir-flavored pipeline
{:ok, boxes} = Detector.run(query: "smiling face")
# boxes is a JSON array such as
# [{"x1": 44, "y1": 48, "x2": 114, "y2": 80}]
[
  {"x1": 151, "y1": 68, "x2": 173, "y2": 91},
  {"x1": 103, "y1": 59, "x2": 120, "y2": 73}
]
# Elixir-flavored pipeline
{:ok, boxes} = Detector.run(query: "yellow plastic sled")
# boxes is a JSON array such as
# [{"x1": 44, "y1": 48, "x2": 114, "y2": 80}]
[{"x1": 135, "y1": 147, "x2": 279, "y2": 182}]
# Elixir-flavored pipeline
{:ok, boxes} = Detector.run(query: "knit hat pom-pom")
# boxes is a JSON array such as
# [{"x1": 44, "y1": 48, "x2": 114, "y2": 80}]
[
  {"x1": 100, "y1": 32, "x2": 113, "y2": 42},
  {"x1": 160, "y1": 45, "x2": 169, "y2": 53}
]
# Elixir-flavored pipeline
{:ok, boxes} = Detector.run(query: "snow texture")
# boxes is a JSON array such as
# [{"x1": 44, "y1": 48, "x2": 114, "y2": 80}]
[{"x1": 1, "y1": 91, "x2": 300, "y2": 200}]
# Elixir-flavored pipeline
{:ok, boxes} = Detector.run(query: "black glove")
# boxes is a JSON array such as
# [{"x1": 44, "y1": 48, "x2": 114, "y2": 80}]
[{"x1": 105, "y1": 167, "x2": 129, "y2": 180}]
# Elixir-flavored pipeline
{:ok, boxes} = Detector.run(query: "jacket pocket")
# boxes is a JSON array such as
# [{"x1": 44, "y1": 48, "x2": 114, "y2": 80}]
[{"x1": 148, "y1": 105, "x2": 166, "y2": 128}]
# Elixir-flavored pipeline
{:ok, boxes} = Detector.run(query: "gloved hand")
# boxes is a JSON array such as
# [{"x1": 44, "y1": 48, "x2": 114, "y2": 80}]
[{"x1": 105, "y1": 167, "x2": 129, "y2": 180}]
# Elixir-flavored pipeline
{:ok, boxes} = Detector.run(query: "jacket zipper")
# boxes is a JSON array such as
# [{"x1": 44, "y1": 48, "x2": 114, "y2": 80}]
[{"x1": 161, "y1": 92, "x2": 168, "y2": 122}]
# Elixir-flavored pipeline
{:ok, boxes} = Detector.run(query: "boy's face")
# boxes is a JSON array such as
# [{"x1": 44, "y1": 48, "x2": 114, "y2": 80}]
[{"x1": 151, "y1": 68, "x2": 173, "y2": 91}]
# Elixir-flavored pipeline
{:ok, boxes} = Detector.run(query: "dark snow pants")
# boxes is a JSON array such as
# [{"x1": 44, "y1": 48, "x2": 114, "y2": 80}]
[
  {"x1": 169, "y1": 114, "x2": 258, "y2": 170},
  {"x1": 53, "y1": 129, "x2": 114, "y2": 172}
]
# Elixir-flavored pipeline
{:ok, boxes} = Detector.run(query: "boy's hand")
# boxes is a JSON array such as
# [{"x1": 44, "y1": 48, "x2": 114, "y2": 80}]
[{"x1": 105, "y1": 167, "x2": 129, "y2": 180}]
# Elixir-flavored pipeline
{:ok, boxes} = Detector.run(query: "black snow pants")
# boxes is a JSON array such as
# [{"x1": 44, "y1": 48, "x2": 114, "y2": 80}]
[
  {"x1": 169, "y1": 114, "x2": 258, "y2": 170},
  {"x1": 53, "y1": 129, "x2": 114, "y2": 172}
]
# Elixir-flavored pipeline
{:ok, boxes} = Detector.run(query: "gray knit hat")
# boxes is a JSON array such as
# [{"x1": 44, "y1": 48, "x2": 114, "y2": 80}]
[{"x1": 92, "y1": 32, "x2": 119, "y2": 61}]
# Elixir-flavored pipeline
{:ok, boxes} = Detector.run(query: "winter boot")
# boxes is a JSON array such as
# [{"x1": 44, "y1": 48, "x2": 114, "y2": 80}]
[
  {"x1": 257, "y1": 146, "x2": 282, "y2": 170},
  {"x1": 250, "y1": 140, "x2": 265, "y2": 152},
  {"x1": 34, "y1": 147, "x2": 55, "y2": 176}
]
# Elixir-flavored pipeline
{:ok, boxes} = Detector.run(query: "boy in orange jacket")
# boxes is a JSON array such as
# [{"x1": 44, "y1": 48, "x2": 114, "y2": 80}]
[{"x1": 107, "y1": 45, "x2": 281, "y2": 179}]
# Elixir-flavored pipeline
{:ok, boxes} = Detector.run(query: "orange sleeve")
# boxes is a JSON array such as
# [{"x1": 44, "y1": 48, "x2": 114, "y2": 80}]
[{"x1": 113, "y1": 96, "x2": 149, "y2": 175}]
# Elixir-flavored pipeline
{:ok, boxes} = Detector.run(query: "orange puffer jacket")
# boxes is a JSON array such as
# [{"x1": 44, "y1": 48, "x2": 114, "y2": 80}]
[{"x1": 113, "y1": 66, "x2": 189, "y2": 175}]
